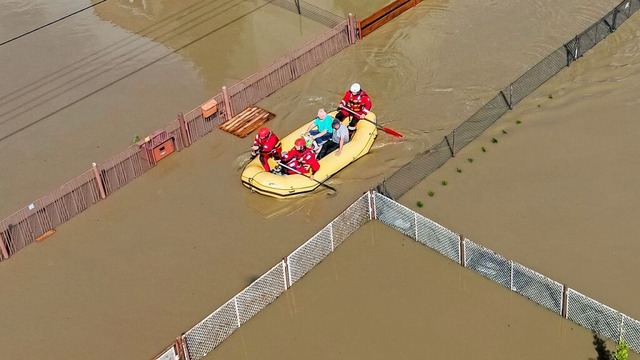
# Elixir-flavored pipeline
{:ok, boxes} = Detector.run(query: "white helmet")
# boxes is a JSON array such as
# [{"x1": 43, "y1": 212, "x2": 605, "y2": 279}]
[{"x1": 350, "y1": 82, "x2": 361, "y2": 93}]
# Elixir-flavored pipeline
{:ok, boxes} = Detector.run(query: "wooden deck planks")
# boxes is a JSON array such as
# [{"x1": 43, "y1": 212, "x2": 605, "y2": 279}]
[{"x1": 219, "y1": 106, "x2": 275, "y2": 138}]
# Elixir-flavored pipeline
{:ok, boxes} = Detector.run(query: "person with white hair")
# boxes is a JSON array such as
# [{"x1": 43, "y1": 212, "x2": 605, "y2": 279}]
[
  {"x1": 335, "y1": 82, "x2": 372, "y2": 138},
  {"x1": 305, "y1": 108, "x2": 334, "y2": 153}
]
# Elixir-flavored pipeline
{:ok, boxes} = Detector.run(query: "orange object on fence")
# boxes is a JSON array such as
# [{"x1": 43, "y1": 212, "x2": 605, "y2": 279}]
[
  {"x1": 359, "y1": 0, "x2": 422, "y2": 38},
  {"x1": 152, "y1": 138, "x2": 175, "y2": 162},
  {"x1": 35, "y1": 230, "x2": 56, "y2": 243},
  {"x1": 201, "y1": 98, "x2": 218, "y2": 119},
  {"x1": 140, "y1": 130, "x2": 176, "y2": 164}
]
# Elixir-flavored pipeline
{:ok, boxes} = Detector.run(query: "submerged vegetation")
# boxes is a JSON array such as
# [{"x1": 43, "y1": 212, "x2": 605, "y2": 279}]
[{"x1": 592, "y1": 333, "x2": 629, "y2": 360}]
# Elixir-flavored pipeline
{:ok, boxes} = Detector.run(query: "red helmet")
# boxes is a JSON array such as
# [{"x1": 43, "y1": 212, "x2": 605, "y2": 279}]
[
  {"x1": 258, "y1": 127, "x2": 270, "y2": 139},
  {"x1": 294, "y1": 138, "x2": 306, "y2": 148}
]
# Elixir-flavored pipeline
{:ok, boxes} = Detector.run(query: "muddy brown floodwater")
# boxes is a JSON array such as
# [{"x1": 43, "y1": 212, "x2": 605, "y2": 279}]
[
  {"x1": 0, "y1": 0, "x2": 635, "y2": 359},
  {"x1": 211, "y1": 221, "x2": 639, "y2": 360}
]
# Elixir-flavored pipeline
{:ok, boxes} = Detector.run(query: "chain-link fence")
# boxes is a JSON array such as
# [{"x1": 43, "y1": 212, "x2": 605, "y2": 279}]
[
  {"x1": 270, "y1": 0, "x2": 345, "y2": 28},
  {"x1": 160, "y1": 193, "x2": 371, "y2": 360},
  {"x1": 147, "y1": 1, "x2": 640, "y2": 357},
  {"x1": 155, "y1": 191, "x2": 640, "y2": 359},
  {"x1": 372, "y1": 192, "x2": 640, "y2": 353},
  {"x1": 378, "y1": 0, "x2": 640, "y2": 200}
]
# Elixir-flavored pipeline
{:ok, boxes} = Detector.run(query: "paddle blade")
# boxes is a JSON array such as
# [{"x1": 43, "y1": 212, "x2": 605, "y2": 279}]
[{"x1": 381, "y1": 126, "x2": 403, "y2": 138}]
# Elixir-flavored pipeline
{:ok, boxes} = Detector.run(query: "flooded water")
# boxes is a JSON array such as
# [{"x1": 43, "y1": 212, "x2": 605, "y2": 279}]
[
  {"x1": 0, "y1": 0, "x2": 334, "y2": 217},
  {"x1": 212, "y1": 221, "x2": 637, "y2": 360},
  {"x1": 401, "y1": 9, "x2": 640, "y2": 320},
  {"x1": 0, "y1": 0, "x2": 636, "y2": 359}
]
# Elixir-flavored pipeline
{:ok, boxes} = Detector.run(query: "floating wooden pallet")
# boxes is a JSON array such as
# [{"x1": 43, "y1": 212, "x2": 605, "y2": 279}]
[{"x1": 219, "y1": 105, "x2": 275, "y2": 138}]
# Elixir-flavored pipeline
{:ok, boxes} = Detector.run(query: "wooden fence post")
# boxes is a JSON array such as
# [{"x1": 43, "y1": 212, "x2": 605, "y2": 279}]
[
  {"x1": 0, "y1": 232, "x2": 10, "y2": 260},
  {"x1": 91, "y1": 162, "x2": 107, "y2": 199},
  {"x1": 177, "y1": 336, "x2": 190, "y2": 360},
  {"x1": 348, "y1": 13, "x2": 357, "y2": 44},
  {"x1": 222, "y1": 86, "x2": 234, "y2": 120},
  {"x1": 177, "y1": 112, "x2": 190, "y2": 148}
]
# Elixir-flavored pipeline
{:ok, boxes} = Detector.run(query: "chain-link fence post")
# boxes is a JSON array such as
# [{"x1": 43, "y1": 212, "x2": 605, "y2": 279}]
[
  {"x1": 611, "y1": 8, "x2": 619, "y2": 31},
  {"x1": 562, "y1": 284, "x2": 568, "y2": 318},
  {"x1": 368, "y1": 190, "x2": 377, "y2": 220},
  {"x1": 459, "y1": 234, "x2": 465, "y2": 266},
  {"x1": 446, "y1": 129, "x2": 456, "y2": 157},
  {"x1": 283, "y1": 257, "x2": 291, "y2": 289},
  {"x1": 500, "y1": 84, "x2": 513, "y2": 110}
]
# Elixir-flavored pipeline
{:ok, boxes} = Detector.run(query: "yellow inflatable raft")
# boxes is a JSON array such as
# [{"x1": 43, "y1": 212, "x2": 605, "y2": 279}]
[{"x1": 241, "y1": 111, "x2": 378, "y2": 198}]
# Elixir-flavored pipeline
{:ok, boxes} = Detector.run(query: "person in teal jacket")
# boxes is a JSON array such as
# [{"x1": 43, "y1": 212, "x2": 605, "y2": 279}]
[{"x1": 305, "y1": 108, "x2": 334, "y2": 152}]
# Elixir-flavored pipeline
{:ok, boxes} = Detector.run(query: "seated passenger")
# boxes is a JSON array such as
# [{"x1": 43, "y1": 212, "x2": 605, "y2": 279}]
[
  {"x1": 305, "y1": 108, "x2": 334, "y2": 153},
  {"x1": 316, "y1": 119, "x2": 349, "y2": 160},
  {"x1": 278, "y1": 138, "x2": 321, "y2": 180}
]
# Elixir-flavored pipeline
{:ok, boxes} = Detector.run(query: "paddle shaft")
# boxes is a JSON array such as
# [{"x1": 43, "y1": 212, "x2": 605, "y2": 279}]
[
  {"x1": 339, "y1": 106, "x2": 403, "y2": 138},
  {"x1": 278, "y1": 162, "x2": 337, "y2": 192}
]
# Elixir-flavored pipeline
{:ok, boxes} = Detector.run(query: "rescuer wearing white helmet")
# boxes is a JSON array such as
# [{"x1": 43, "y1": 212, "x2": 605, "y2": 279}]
[{"x1": 335, "y1": 82, "x2": 372, "y2": 138}]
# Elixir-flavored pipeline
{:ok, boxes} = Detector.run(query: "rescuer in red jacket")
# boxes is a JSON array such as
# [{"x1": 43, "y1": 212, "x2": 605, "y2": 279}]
[
  {"x1": 251, "y1": 127, "x2": 282, "y2": 172},
  {"x1": 335, "y1": 82, "x2": 372, "y2": 138},
  {"x1": 279, "y1": 138, "x2": 321, "y2": 180}
]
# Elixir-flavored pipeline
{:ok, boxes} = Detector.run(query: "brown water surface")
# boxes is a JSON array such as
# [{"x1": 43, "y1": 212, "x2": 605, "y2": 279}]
[
  {"x1": 401, "y1": 10, "x2": 640, "y2": 320},
  {"x1": 0, "y1": 0, "x2": 635, "y2": 359},
  {"x1": 211, "y1": 221, "x2": 638, "y2": 359},
  {"x1": 0, "y1": 0, "x2": 332, "y2": 216}
]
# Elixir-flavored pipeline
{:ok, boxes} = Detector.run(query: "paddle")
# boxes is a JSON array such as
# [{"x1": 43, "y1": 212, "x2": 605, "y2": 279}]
[
  {"x1": 339, "y1": 106, "x2": 403, "y2": 138},
  {"x1": 277, "y1": 161, "x2": 337, "y2": 193}
]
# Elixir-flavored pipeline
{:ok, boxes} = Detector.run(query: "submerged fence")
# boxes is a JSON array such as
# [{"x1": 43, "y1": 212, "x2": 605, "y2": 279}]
[
  {"x1": 2, "y1": 0, "x2": 638, "y2": 356},
  {"x1": 0, "y1": 0, "x2": 425, "y2": 262},
  {"x1": 0, "y1": 4, "x2": 356, "y2": 262},
  {"x1": 154, "y1": 1, "x2": 640, "y2": 358},
  {"x1": 376, "y1": 0, "x2": 640, "y2": 200},
  {"x1": 153, "y1": 191, "x2": 640, "y2": 359}
]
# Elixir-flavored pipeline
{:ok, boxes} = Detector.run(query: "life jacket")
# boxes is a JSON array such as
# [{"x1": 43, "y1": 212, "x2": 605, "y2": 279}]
[
  {"x1": 254, "y1": 133, "x2": 281, "y2": 154},
  {"x1": 283, "y1": 146, "x2": 320, "y2": 173},
  {"x1": 347, "y1": 90, "x2": 371, "y2": 113}
]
